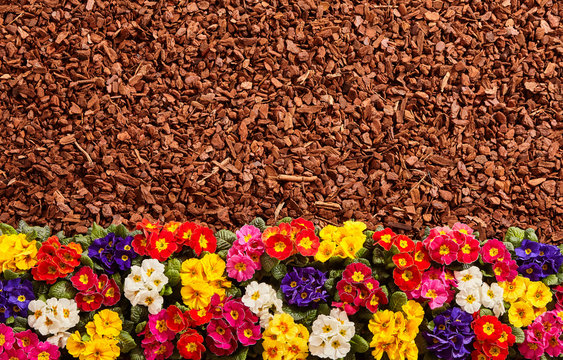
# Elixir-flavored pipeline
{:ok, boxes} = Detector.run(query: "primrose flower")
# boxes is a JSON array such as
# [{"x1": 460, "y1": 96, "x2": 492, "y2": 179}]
[
  {"x1": 421, "y1": 279, "x2": 448, "y2": 309},
  {"x1": 480, "y1": 239, "x2": 506, "y2": 263},
  {"x1": 456, "y1": 287, "x2": 481, "y2": 314},
  {"x1": 427, "y1": 235, "x2": 459, "y2": 265},
  {"x1": 226, "y1": 254, "x2": 256, "y2": 282},
  {"x1": 454, "y1": 266, "x2": 483, "y2": 290}
]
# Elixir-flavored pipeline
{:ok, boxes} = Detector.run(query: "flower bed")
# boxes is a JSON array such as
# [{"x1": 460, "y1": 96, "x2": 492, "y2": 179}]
[{"x1": 0, "y1": 219, "x2": 562, "y2": 360}]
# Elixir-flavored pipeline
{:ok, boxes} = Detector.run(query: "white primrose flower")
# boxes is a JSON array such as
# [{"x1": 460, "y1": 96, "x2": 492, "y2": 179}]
[
  {"x1": 325, "y1": 335, "x2": 351, "y2": 359},
  {"x1": 456, "y1": 287, "x2": 481, "y2": 314},
  {"x1": 309, "y1": 312, "x2": 355, "y2": 359},
  {"x1": 149, "y1": 272, "x2": 168, "y2": 292},
  {"x1": 125, "y1": 266, "x2": 147, "y2": 292},
  {"x1": 481, "y1": 283, "x2": 505, "y2": 316},
  {"x1": 309, "y1": 333, "x2": 328, "y2": 358},
  {"x1": 27, "y1": 300, "x2": 46, "y2": 328},
  {"x1": 47, "y1": 331, "x2": 71, "y2": 348},
  {"x1": 329, "y1": 308, "x2": 355, "y2": 341},
  {"x1": 242, "y1": 281, "x2": 276, "y2": 312},
  {"x1": 141, "y1": 259, "x2": 165, "y2": 281},
  {"x1": 137, "y1": 289, "x2": 163, "y2": 314},
  {"x1": 54, "y1": 299, "x2": 80, "y2": 329},
  {"x1": 312, "y1": 315, "x2": 340, "y2": 339},
  {"x1": 124, "y1": 260, "x2": 168, "y2": 313},
  {"x1": 454, "y1": 266, "x2": 483, "y2": 290}
]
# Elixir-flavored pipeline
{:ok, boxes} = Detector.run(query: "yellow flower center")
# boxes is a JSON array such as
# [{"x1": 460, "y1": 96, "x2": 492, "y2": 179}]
[
  {"x1": 400, "y1": 240, "x2": 408, "y2": 249},
  {"x1": 155, "y1": 238, "x2": 168, "y2": 251},
  {"x1": 251, "y1": 291, "x2": 260, "y2": 300},
  {"x1": 462, "y1": 244, "x2": 472, "y2": 254},
  {"x1": 274, "y1": 241, "x2": 286, "y2": 252},
  {"x1": 299, "y1": 237, "x2": 312, "y2": 250},
  {"x1": 402, "y1": 271, "x2": 413, "y2": 281},
  {"x1": 156, "y1": 319, "x2": 167, "y2": 332},
  {"x1": 124, "y1": 245, "x2": 131, "y2": 251},
  {"x1": 230, "y1": 310, "x2": 239, "y2": 320},
  {"x1": 426, "y1": 289, "x2": 437, "y2": 299},
  {"x1": 483, "y1": 322, "x2": 495, "y2": 336},
  {"x1": 489, "y1": 248, "x2": 498, "y2": 257},
  {"x1": 352, "y1": 271, "x2": 365, "y2": 282},
  {"x1": 37, "y1": 352, "x2": 50, "y2": 360},
  {"x1": 525, "y1": 248, "x2": 531, "y2": 254},
  {"x1": 79, "y1": 274, "x2": 89, "y2": 284},
  {"x1": 439, "y1": 245, "x2": 450, "y2": 255},
  {"x1": 323, "y1": 325, "x2": 332, "y2": 333},
  {"x1": 381, "y1": 234, "x2": 391, "y2": 243},
  {"x1": 199, "y1": 236, "x2": 208, "y2": 249},
  {"x1": 244, "y1": 328, "x2": 253, "y2": 338},
  {"x1": 235, "y1": 262, "x2": 246, "y2": 271},
  {"x1": 17, "y1": 295, "x2": 26, "y2": 302},
  {"x1": 466, "y1": 295, "x2": 475, "y2": 304}
]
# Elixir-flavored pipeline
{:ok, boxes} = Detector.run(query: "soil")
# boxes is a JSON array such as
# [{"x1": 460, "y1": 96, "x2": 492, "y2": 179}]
[{"x1": 0, "y1": 0, "x2": 561, "y2": 243}]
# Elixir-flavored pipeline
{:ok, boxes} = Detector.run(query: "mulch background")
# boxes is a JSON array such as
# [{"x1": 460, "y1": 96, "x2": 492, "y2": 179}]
[{"x1": 0, "y1": 0, "x2": 561, "y2": 243}]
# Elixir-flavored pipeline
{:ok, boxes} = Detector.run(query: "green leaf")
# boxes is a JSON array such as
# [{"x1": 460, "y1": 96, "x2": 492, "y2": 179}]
[
  {"x1": 503, "y1": 242, "x2": 514, "y2": 253},
  {"x1": 543, "y1": 274, "x2": 559, "y2": 286},
  {"x1": 350, "y1": 334, "x2": 370, "y2": 353},
  {"x1": 5, "y1": 317, "x2": 14, "y2": 324},
  {"x1": 249, "y1": 217, "x2": 267, "y2": 232},
  {"x1": 130, "y1": 306, "x2": 148, "y2": 323},
  {"x1": 389, "y1": 291, "x2": 408, "y2": 312},
  {"x1": 511, "y1": 326, "x2": 525, "y2": 343},
  {"x1": 74, "y1": 235, "x2": 92, "y2": 249},
  {"x1": 0, "y1": 223, "x2": 17, "y2": 235},
  {"x1": 13, "y1": 327, "x2": 26, "y2": 333},
  {"x1": 118, "y1": 330, "x2": 137, "y2": 353},
  {"x1": 282, "y1": 306, "x2": 317, "y2": 323},
  {"x1": 130, "y1": 348, "x2": 146, "y2": 360},
  {"x1": 324, "y1": 278, "x2": 335, "y2": 292},
  {"x1": 277, "y1": 217, "x2": 292, "y2": 225},
  {"x1": 479, "y1": 308, "x2": 493, "y2": 316},
  {"x1": 135, "y1": 321, "x2": 147, "y2": 334},
  {"x1": 165, "y1": 258, "x2": 181, "y2": 273},
  {"x1": 415, "y1": 333, "x2": 428, "y2": 354},
  {"x1": 504, "y1": 227, "x2": 525, "y2": 247},
  {"x1": 14, "y1": 316, "x2": 27, "y2": 328},
  {"x1": 80, "y1": 254, "x2": 94, "y2": 268},
  {"x1": 215, "y1": 229, "x2": 237, "y2": 243},
  {"x1": 524, "y1": 228, "x2": 539, "y2": 242},
  {"x1": 216, "y1": 238, "x2": 232, "y2": 251},
  {"x1": 3, "y1": 269, "x2": 21, "y2": 280},
  {"x1": 48, "y1": 280, "x2": 76, "y2": 299},
  {"x1": 122, "y1": 320, "x2": 135, "y2": 334},
  {"x1": 225, "y1": 287, "x2": 241, "y2": 298},
  {"x1": 372, "y1": 248, "x2": 386, "y2": 265},
  {"x1": 90, "y1": 223, "x2": 106, "y2": 240},
  {"x1": 159, "y1": 285, "x2": 173, "y2": 296},
  {"x1": 261, "y1": 254, "x2": 279, "y2": 273},
  {"x1": 351, "y1": 257, "x2": 370, "y2": 267},
  {"x1": 318, "y1": 303, "x2": 331, "y2": 316},
  {"x1": 271, "y1": 263, "x2": 287, "y2": 280},
  {"x1": 355, "y1": 247, "x2": 368, "y2": 259},
  {"x1": 113, "y1": 224, "x2": 129, "y2": 239},
  {"x1": 164, "y1": 269, "x2": 180, "y2": 287}
]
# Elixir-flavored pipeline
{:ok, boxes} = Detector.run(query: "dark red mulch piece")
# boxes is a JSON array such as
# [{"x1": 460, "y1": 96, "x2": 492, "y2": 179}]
[{"x1": 0, "y1": 0, "x2": 561, "y2": 243}]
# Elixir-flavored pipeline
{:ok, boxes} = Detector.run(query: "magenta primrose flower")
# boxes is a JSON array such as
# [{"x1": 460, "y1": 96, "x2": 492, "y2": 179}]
[
  {"x1": 14, "y1": 329, "x2": 38, "y2": 349},
  {"x1": 237, "y1": 321, "x2": 262, "y2": 346},
  {"x1": 235, "y1": 225, "x2": 262, "y2": 246},
  {"x1": 148, "y1": 309, "x2": 175, "y2": 343},
  {"x1": 224, "y1": 300, "x2": 247, "y2": 328},
  {"x1": 226, "y1": 254, "x2": 256, "y2": 282},
  {"x1": 144, "y1": 341, "x2": 174, "y2": 360},
  {"x1": 0, "y1": 324, "x2": 15, "y2": 352},
  {"x1": 29, "y1": 341, "x2": 60, "y2": 360},
  {"x1": 421, "y1": 279, "x2": 448, "y2": 309}
]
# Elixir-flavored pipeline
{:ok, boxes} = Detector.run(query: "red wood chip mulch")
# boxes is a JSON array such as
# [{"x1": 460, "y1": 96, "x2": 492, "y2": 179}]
[{"x1": 0, "y1": 0, "x2": 561, "y2": 243}]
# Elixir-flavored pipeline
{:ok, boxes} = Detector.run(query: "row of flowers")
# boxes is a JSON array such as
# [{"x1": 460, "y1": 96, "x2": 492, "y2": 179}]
[{"x1": 0, "y1": 218, "x2": 562, "y2": 360}]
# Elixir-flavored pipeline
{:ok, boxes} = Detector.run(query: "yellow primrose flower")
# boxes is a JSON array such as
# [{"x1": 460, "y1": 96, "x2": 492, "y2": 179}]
[
  {"x1": 83, "y1": 337, "x2": 120, "y2": 360},
  {"x1": 181, "y1": 280, "x2": 214, "y2": 310},
  {"x1": 180, "y1": 258, "x2": 205, "y2": 283},
  {"x1": 85, "y1": 321, "x2": 97, "y2": 337},
  {"x1": 315, "y1": 241, "x2": 336, "y2": 262},
  {"x1": 369, "y1": 310, "x2": 396, "y2": 341},
  {"x1": 341, "y1": 236, "x2": 363, "y2": 258},
  {"x1": 508, "y1": 300, "x2": 535, "y2": 327},
  {"x1": 333, "y1": 244, "x2": 348, "y2": 258},
  {"x1": 402, "y1": 300, "x2": 424, "y2": 325},
  {"x1": 93, "y1": 310, "x2": 122, "y2": 338},
  {"x1": 264, "y1": 313, "x2": 299, "y2": 342},
  {"x1": 342, "y1": 220, "x2": 367, "y2": 235},
  {"x1": 319, "y1": 225, "x2": 340, "y2": 242},
  {"x1": 533, "y1": 306, "x2": 547, "y2": 318},
  {"x1": 66, "y1": 331, "x2": 86, "y2": 357},
  {"x1": 526, "y1": 281, "x2": 552, "y2": 308},
  {"x1": 262, "y1": 337, "x2": 284, "y2": 360},
  {"x1": 499, "y1": 276, "x2": 527, "y2": 303},
  {"x1": 200, "y1": 253, "x2": 226, "y2": 281},
  {"x1": 0, "y1": 234, "x2": 37, "y2": 272}
]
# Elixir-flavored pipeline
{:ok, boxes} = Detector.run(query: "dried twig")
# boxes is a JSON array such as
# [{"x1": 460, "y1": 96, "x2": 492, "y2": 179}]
[
  {"x1": 73, "y1": 140, "x2": 94, "y2": 166},
  {"x1": 274, "y1": 175, "x2": 318, "y2": 182}
]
